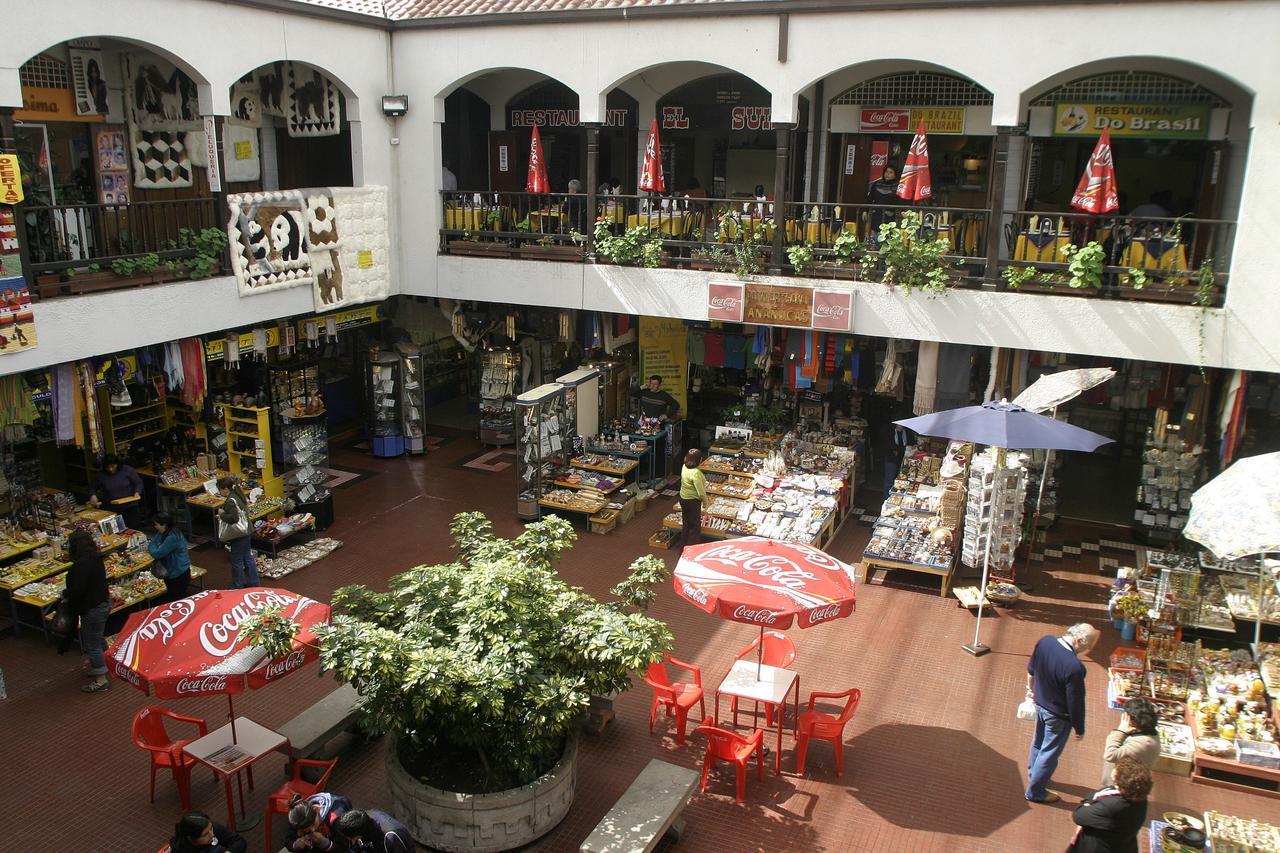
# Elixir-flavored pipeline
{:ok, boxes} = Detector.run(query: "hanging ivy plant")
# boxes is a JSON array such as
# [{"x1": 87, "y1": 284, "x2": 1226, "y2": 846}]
[{"x1": 876, "y1": 211, "x2": 953, "y2": 296}]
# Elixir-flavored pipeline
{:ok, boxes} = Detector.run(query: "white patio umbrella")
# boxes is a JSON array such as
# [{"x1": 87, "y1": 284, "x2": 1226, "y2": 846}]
[{"x1": 1184, "y1": 451, "x2": 1280, "y2": 646}]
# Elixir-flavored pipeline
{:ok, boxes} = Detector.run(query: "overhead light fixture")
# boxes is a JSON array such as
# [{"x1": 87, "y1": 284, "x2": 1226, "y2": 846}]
[{"x1": 381, "y1": 95, "x2": 409, "y2": 117}]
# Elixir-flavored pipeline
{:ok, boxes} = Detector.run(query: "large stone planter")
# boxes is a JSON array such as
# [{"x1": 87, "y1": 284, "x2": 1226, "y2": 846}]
[{"x1": 386, "y1": 735, "x2": 578, "y2": 852}]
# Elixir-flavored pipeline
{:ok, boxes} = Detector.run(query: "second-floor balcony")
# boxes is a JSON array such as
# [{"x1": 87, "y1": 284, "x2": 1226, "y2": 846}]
[{"x1": 440, "y1": 192, "x2": 1232, "y2": 307}]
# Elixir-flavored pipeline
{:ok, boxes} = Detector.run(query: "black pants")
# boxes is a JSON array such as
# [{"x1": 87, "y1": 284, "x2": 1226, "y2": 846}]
[
  {"x1": 162, "y1": 571, "x2": 191, "y2": 604},
  {"x1": 680, "y1": 498, "x2": 702, "y2": 548}
]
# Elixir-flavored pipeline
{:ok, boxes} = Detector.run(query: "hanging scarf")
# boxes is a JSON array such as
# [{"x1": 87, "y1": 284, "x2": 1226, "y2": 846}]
[
  {"x1": 914, "y1": 340, "x2": 940, "y2": 415},
  {"x1": 76, "y1": 361, "x2": 103, "y2": 455},
  {"x1": 180, "y1": 338, "x2": 207, "y2": 409},
  {"x1": 0, "y1": 374, "x2": 35, "y2": 427}
]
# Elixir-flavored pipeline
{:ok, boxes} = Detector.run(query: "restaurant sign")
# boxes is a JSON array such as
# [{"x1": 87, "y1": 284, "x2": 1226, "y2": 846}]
[
  {"x1": 1053, "y1": 103, "x2": 1209, "y2": 139},
  {"x1": 13, "y1": 86, "x2": 105, "y2": 123},
  {"x1": 859, "y1": 107, "x2": 965, "y2": 135},
  {"x1": 510, "y1": 108, "x2": 630, "y2": 128},
  {"x1": 709, "y1": 282, "x2": 853, "y2": 330}
]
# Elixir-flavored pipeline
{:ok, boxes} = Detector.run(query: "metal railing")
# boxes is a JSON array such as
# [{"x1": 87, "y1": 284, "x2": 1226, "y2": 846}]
[
  {"x1": 24, "y1": 198, "x2": 222, "y2": 298},
  {"x1": 999, "y1": 211, "x2": 1233, "y2": 304}
]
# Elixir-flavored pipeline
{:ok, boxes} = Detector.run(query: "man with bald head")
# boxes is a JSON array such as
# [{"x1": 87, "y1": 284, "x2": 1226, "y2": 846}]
[{"x1": 1024, "y1": 622, "x2": 1099, "y2": 803}]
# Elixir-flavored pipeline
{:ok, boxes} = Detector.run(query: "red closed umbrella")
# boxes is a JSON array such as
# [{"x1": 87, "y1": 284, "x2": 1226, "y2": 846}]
[
  {"x1": 526, "y1": 125, "x2": 549, "y2": 194},
  {"x1": 108, "y1": 588, "x2": 330, "y2": 740},
  {"x1": 1071, "y1": 128, "x2": 1119, "y2": 214},
  {"x1": 639, "y1": 118, "x2": 665, "y2": 193},
  {"x1": 896, "y1": 120, "x2": 932, "y2": 202},
  {"x1": 674, "y1": 537, "x2": 857, "y2": 675}
]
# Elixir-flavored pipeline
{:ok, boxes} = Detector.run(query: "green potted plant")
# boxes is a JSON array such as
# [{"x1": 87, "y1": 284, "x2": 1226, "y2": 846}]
[
  {"x1": 876, "y1": 211, "x2": 954, "y2": 296},
  {"x1": 1057, "y1": 241, "x2": 1106, "y2": 293},
  {"x1": 592, "y1": 219, "x2": 664, "y2": 268},
  {"x1": 813, "y1": 229, "x2": 870, "y2": 280},
  {"x1": 786, "y1": 241, "x2": 814, "y2": 276},
  {"x1": 1111, "y1": 591, "x2": 1147, "y2": 640},
  {"x1": 245, "y1": 512, "x2": 671, "y2": 851}
]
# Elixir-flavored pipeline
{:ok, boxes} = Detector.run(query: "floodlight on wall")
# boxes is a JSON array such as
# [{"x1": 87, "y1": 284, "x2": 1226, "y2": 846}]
[{"x1": 381, "y1": 95, "x2": 409, "y2": 117}]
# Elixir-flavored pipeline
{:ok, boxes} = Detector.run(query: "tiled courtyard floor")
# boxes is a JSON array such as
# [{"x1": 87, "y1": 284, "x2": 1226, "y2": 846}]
[{"x1": 0, "y1": 430, "x2": 1273, "y2": 852}]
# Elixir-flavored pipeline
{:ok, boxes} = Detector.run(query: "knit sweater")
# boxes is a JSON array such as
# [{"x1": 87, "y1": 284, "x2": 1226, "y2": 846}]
[{"x1": 1028, "y1": 635, "x2": 1088, "y2": 734}]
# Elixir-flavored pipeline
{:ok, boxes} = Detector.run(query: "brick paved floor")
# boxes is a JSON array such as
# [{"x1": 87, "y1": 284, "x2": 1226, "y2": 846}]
[{"x1": 0, "y1": 430, "x2": 1273, "y2": 852}]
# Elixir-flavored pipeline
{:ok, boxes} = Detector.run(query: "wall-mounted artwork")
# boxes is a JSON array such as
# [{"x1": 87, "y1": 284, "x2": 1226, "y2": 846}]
[{"x1": 286, "y1": 63, "x2": 341, "y2": 138}]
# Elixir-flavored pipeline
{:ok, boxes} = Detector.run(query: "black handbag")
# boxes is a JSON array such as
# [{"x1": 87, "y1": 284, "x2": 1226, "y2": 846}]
[{"x1": 52, "y1": 601, "x2": 75, "y2": 636}]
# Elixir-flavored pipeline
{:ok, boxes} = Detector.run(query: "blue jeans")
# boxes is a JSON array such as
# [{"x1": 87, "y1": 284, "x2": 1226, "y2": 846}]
[
  {"x1": 79, "y1": 601, "x2": 110, "y2": 676},
  {"x1": 1026, "y1": 704, "x2": 1072, "y2": 800},
  {"x1": 229, "y1": 537, "x2": 260, "y2": 588}
]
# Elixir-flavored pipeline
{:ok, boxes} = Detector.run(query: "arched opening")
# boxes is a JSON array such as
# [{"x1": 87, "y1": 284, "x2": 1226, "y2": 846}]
[{"x1": 231, "y1": 60, "x2": 356, "y2": 190}]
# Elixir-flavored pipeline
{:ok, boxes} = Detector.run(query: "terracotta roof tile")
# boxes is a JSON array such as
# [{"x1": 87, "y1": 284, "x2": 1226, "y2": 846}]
[
  {"x1": 278, "y1": 0, "x2": 752, "y2": 22},
  {"x1": 284, "y1": 0, "x2": 390, "y2": 17}
]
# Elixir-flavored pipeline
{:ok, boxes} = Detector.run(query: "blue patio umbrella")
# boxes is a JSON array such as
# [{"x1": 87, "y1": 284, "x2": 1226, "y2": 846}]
[{"x1": 894, "y1": 400, "x2": 1113, "y2": 656}]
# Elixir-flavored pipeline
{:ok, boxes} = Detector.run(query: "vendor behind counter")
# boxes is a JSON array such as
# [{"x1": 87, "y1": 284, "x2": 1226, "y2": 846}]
[
  {"x1": 633, "y1": 375, "x2": 680, "y2": 421},
  {"x1": 89, "y1": 453, "x2": 144, "y2": 530}
]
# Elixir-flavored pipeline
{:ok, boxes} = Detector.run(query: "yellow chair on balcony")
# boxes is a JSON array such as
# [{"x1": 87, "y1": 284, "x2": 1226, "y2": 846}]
[
  {"x1": 1119, "y1": 236, "x2": 1190, "y2": 287},
  {"x1": 1014, "y1": 216, "x2": 1070, "y2": 264}
]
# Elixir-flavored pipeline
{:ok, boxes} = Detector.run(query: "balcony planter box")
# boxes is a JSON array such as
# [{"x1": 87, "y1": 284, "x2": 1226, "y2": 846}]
[
  {"x1": 1013, "y1": 281, "x2": 1100, "y2": 298},
  {"x1": 517, "y1": 244, "x2": 582, "y2": 262},
  {"x1": 809, "y1": 262, "x2": 862, "y2": 281},
  {"x1": 687, "y1": 257, "x2": 730, "y2": 273},
  {"x1": 1115, "y1": 284, "x2": 1218, "y2": 307},
  {"x1": 446, "y1": 240, "x2": 512, "y2": 259},
  {"x1": 594, "y1": 252, "x2": 671, "y2": 268}
]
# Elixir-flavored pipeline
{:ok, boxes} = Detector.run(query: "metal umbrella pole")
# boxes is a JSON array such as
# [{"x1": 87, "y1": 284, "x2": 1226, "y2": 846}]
[
  {"x1": 964, "y1": 446, "x2": 1005, "y2": 657},
  {"x1": 1019, "y1": 406, "x2": 1060, "y2": 591},
  {"x1": 1257, "y1": 555, "x2": 1267, "y2": 649}
]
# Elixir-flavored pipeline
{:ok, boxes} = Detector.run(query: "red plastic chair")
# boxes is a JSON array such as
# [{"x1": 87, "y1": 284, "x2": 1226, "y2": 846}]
[
  {"x1": 131, "y1": 706, "x2": 208, "y2": 810},
  {"x1": 731, "y1": 631, "x2": 797, "y2": 727},
  {"x1": 695, "y1": 722, "x2": 764, "y2": 802},
  {"x1": 795, "y1": 688, "x2": 862, "y2": 776},
  {"x1": 644, "y1": 653, "x2": 705, "y2": 746},
  {"x1": 264, "y1": 757, "x2": 339, "y2": 851}
]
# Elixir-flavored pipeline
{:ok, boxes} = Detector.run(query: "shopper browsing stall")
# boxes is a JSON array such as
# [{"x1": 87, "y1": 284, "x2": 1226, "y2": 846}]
[
  {"x1": 90, "y1": 453, "x2": 144, "y2": 529},
  {"x1": 1025, "y1": 623, "x2": 1099, "y2": 803},
  {"x1": 1100, "y1": 698, "x2": 1160, "y2": 786},
  {"x1": 216, "y1": 476, "x2": 259, "y2": 589},
  {"x1": 1067, "y1": 758, "x2": 1151, "y2": 853},
  {"x1": 147, "y1": 512, "x2": 192, "y2": 603},
  {"x1": 680, "y1": 449, "x2": 707, "y2": 548},
  {"x1": 63, "y1": 529, "x2": 110, "y2": 693}
]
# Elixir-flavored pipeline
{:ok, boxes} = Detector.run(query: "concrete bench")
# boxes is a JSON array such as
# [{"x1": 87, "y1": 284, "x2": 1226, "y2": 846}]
[
  {"x1": 580, "y1": 759, "x2": 698, "y2": 853},
  {"x1": 278, "y1": 683, "x2": 362, "y2": 762}
]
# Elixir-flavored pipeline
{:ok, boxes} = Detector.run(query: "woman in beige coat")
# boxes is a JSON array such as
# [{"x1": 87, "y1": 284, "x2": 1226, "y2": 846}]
[{"x1": 1101, "y1": 699, "x2": 1161, "y2": 786}]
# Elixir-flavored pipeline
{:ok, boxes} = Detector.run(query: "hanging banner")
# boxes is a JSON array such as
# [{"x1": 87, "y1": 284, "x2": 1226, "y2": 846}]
[
  {"x1": 0, "y1": 156, "x2": 22, "y2": 204},
  {"x1": 204, "y1": 116, "x2": 221, "y2": 192},
  {"x1": 1053, "y1": 103, "x2": 1209, "y2": 139},
  {"x1": 811, "y1": 289, "x2": 854, "y2": 332},
  {"x1": 707, "y1": 282, "x2": 745, "y2": 322},
  {"x1": 68, "y1": 44, "x2": 109, "y2": 116},
  {"x1": 744, "y1": 283, "x2": 813, "y2": 327},
  {"x1": 205, "y1": 327, "x2": 280, "y2": 362},
  {"x1": 639, "y1": 317, "x2": 688, "y2": 416},
  {"x1": 305, "y1": 303, "x2": 381, "y2": 334}
]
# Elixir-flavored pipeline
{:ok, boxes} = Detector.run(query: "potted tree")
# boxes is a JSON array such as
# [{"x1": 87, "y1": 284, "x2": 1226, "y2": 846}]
[{"x1": 242, "y1": 512, "x2": 671, "y2": 852}]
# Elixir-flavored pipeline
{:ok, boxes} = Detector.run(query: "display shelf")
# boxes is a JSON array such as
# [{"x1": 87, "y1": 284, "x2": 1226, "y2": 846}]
[
  {"x1": 398, "y1": 344, "x2": 429, "y2": 454},
  {"x1": 280, "y1": 414, "x2": 330, "y2": 505},
  {"x1": 479, "y1": 348, "x2": 519, "y2": 447},
  {"x1": 961, "y1": 448, "x2": 1028, "y2": 581},
  {"x1": 366, "y1": 351, "x2": 405, "y2": 457},
  {"x1": 558, "y1": 367, "x2": 602, "y2": 446},
  {"x1": 570, "y1": 455, "x2": 638, "y2": 478},
  {"x1": 1135, "y1": 419, "x2": 1204, "y2": 540},
  {"x1": 95, "y1": 390, "x2": 169, "y2": 457},
  {"x1": 267, "y1": 359, "x2": 323, "y2": 433},
  {"x1": 516, "y1": 384, "x2": 572, "y2": 520},
  {"x1": 221, "y1": 405, "x2": 283, "y2": 497}
]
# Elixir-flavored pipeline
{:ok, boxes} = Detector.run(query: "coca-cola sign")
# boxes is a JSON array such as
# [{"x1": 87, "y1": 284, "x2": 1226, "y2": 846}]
[
  {"x1": 199, "y1": 590, "x2": 303, "y2": 657},
  {"x1": 811, "y1": 290, "x2": 853, "y2": 331},
  {"x1": 859, "y1": 109, "x2": 910, "y2": 132},
  {"x1": 802, "y1": 602, "x2": 845, "y2": 627},
  {"x1": 263, "y1": 650, "x2": 307, "y2": 681},
  {"x1": 695, "y1": 543, "x2": 819, "y2": 591},
  {"x1": 732, "y1": 604, "x2": 779, "y2": 625},
  {"x1": 707, "y1": 282, "x2": 745, "y2": 322},
  {"x1": 680, "y1": 582, "x2": 709, "y2": 606},
  {"x1": 112, "y1": 661, "x2": 141, "y2": 686},
  {"x1": 175, "y1": 674, "x2": 229, "y2": 695}
]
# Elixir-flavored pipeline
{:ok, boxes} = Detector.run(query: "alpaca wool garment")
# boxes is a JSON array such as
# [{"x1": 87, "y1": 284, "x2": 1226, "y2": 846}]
[{"x1": 914, "y1": 340, "x2": 940, "y2": 415}]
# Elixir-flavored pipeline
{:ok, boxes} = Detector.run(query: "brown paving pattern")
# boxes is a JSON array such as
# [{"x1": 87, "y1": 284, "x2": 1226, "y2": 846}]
[{"x1": 0, "y1": 430, "x2": 1274, "y2": 852}]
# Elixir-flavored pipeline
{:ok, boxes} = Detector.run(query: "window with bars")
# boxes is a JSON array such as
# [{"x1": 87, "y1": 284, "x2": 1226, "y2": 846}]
[
  {"x1": 831, "y1": 72, "x2": 993, "y2": 107},
  {"x1": 1031, "y1": 72, "x2": 1228, "y2": 107},
  {"x1": 19, "y1": 54, "x2": 70, "y2": 89}
]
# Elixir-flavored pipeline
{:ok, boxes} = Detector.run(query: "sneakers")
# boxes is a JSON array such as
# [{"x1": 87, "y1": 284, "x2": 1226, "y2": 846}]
[
  {"x1": 81, "y1": 680, "x2": 109, "y2": 693},
  {"x1": 1027, "y1": 791, "x2": 1061, "y2": 804}
]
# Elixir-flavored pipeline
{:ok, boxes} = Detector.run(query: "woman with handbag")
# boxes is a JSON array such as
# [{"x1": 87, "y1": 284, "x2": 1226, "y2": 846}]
[
  {"x1": 1067, "y1": 758, "x2": 1151, "y2": 853},
  {"x1": 148, "y1": 512, "x2": 192, "y2": 603},
  {"x1": 64, "y1": 529, "x2": 111, "y2": 693},
  {"x1": 216, "y1": 476, "x2": 259, "y2": 589}
]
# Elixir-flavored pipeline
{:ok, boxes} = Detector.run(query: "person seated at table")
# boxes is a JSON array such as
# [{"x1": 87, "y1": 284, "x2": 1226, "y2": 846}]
[
  {"x1": 168, "y1": 811, "x2": 247, "y2": 853},
  {"x1": 289, "y1": 791, "x2": 354, "y2": 852},
  {"x1": 336, "y1": 809, "x2": 416, "y2": 853},
  {"x1": 148, "y1": 511, "x2": 191, "y2": 603},
  {"x1": 89, "y1": 453, "x2": 144, "y2": 529},
  {"x1": 744, "y1": 184, "x2": 771, "y2": 221},
  {"x1": 564, "y1": 179, "x2": 586, "y2": 233}
]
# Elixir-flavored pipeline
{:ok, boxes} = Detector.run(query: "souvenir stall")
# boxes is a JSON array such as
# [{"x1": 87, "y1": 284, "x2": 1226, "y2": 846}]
[
  {"x1": 397, "y1": 343, "x2": 429, "y2": 454},
  {"x1": 479, "y1": 347, "x2": 520, "y2": 446},
  {"x1": 860, "y1": 440, "x2": 971, "y2": 598},
  {"x1": 365, "y1": 350, "x2": 405, "y2": 457}
]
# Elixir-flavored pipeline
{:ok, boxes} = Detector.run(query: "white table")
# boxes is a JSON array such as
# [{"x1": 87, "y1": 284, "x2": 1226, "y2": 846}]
[
  {"x1": 714, "y1": 659, "x2": 799, "y2": 773},
  {"x1": 184, "y1": 716, "x2": 290, "y2": 831}
]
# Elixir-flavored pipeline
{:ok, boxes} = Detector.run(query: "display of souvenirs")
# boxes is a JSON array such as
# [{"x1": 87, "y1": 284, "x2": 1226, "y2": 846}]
[
  {"x1": 571, "y1": 454, "x2": 637, "y2": 477},
  {"x1": 539, "y1": 488, "x2": 606, "y2": 515},
  {"x1": 1258, "y1": 643, "x2": 1280, "y2": 699},
  {"x1": 1148, "y1": 636, "x2": 1200, "y2": 669},
  {"x1": 0, "y1": 554, "x2": 69, "y2": 588},
  {"x1": 257, "y1": 537, "x2": 343, "y2": 580},
  {"x1": 864, "y1": 523, "x2": 952, "y2": 568},
  {"x1": 12, "y1": 579, "x2": 62, "y2": 605},
  {"x1": 1219, "y1": 573, "x2": 1280, "y2": 622},
  {"x1": 1204, "y1": 811, "x2": 1280, "y2": 852},
  {"x1": 1135, "y1": 426, "x2": 1204, "y2": 539},
  {"x1": 1157, "y1": 722, "x2": 1194, "y2": 760}
]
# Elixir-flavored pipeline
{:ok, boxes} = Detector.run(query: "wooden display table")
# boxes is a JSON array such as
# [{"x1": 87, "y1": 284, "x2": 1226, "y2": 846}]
[
  {"x1": 0, "y1": 540, "x2": 42, "y2": 564},
  {"x1": 539, "y1": 495, "x2": 608, "y2": 522},
  {"x1": 861, "y1": 552, "x2": 956, "y2": 597},
  {"x1": 571, "y1": 456, "x2": 639, "y2": 478}
]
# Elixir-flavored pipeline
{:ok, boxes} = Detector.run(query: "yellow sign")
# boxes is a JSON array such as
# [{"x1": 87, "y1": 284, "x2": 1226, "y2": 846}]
[
  {"x1": 13, "y1": 86, "x2": 104, "y2": 123},
  {"x1": 910, "y1": 108, "x2": 965, "y2": 135},
  {"x1": 356, "y1": 250, "x2": 374, "y2": 269},
  {"x1": 744, "y1": 283, "x2": 813, "y2": 327},
  {"x1": 205, "y1": 327, "x2": 281, "y2": 361},
  {"x1": 233, "y1": 140, "x2": 253, "y2": 161},
  {"x1": 309, "y1": 303, "x2": 381, "y2": 332},
  {"x1": 0, "y1": 156, "x2": 22, "y2": 205},
  {"x1": 1053, "y1": 103, "x2": 1209, "y2": 139},
  {"x1": 638, "y1": 317, "x2": 688, "y2": 417}
]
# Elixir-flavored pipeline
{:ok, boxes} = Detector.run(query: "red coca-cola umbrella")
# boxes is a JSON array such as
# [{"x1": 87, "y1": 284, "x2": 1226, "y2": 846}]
[
  {"x1": 673, "y1": 537, "x2": 857, "y2": 675},
  {"x1": 1071, "y1": 128, "x2": 1119, "y2": 214},
  {"x1": 107, "y1": 588, "x2": 330, "y2": 741},
  {"x1": 896, "y1": 120, "x2": 932, "y2": 202},
  {"x1": 639, "y1": 118, "x2": 665, "y2": 193},
  {"x1": 526, "y1": 125, "x2": 549, "y2": 194}
]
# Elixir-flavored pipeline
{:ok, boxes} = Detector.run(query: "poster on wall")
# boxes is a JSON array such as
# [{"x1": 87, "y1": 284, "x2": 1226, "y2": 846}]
[
  {"x1": 95, "y1": 129, "x2": 129, "y2": 204},
  {"x1": 229, "y1": 73, "x2": 262, "y2": 127},
  {"x1": 0, "y1": 155, "x2": 23, "y2": 205},
  {"x1": 122, "y1": 53, "x2": 200, "y2": 130},
  {"x1": 638, "y1": 317, "x2": 688, "y2": 417},
  {"x1": 0, "y1": 278, "x2": 36, "y2": 354},
  {"x1": 131, "y1": 129, "x2": 193, "y2": 189},
  {"x1": 223, "y1": 124, "x2": 260, "y2": 183},
  {"x1": 0, "y1": 209, "x2": 23, "y2": 280},
  {"x1": 286, "y1": 63, "x2": 340, "y2": 138},
  {"x1": 69, "y1": 42, "x2": 110, "y2": 117}
]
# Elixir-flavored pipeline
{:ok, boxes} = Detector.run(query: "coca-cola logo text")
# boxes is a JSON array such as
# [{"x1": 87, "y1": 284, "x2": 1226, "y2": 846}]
[
  {"x1": 199, "y1": 590, "x2": 302, "y2": 658},
  {"x1": 112, "y1": 661, "x2": 141, "y2": 686},
  {"x1": 709, "y1": 296, "x2": 741, "y2": 310},
  {"x1": 733, "y1": 605, "x2": 778, "y2": 624},
  {"x1": 680, "y1": 582, "x2": 709, "y2": 605},
  {"x1": 695, "y1": 544, "x2": 818, "y2": 590},
  {"x1": 264, "y1": 650, "x2": 307, "y2": 680},
  {"x1": 813, "y1": 303, "x2": 848, "y2": 319},
  {"x1": 861, "y1": 109, "x2": 909, "y2": 130},
  {"x1": 176, "y1": 674, "x2": 229, "y2": 695},
  {"x1": 139, "y1": 592, "x2": 208, "y2": 645},
  {"x1": 804, "y1": 603, "x2": 843, "y2": 625}
]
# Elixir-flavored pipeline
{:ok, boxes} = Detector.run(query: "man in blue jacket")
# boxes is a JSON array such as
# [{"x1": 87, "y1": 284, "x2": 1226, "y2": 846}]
[{"x1": 1024, "y1": 622, "x2": 1099, "y2": 803}]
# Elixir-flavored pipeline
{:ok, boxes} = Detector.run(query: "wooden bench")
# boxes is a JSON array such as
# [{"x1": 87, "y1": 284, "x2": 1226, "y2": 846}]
[
  {"x1": 278, "y1": 683, "x2": 362, "y2": 762},
  {"x1": 580, "y1": 759, "x2": 698, "y2": 853}
]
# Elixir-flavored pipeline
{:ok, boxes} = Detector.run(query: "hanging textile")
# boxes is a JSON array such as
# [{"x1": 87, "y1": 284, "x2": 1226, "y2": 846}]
[
  {"x1": 51, "y1": 364, "x2": 75, "y2": 443},
  {"x1": 935, "y1": 343, "x2": 974, "y2": 411},
  {"x1": 914, "y1": 340, "x2": 940, "y2": 415},
  {"x1": 875, "y1": 338, "x2": 902, "y2": 395},
  {"x1": 823, "y1": 334, "x2": 837, "y2": 376},
  {"x1": 77, "y1": 361, "x2": 104, "y2": 456},
  {"x1": 687, "y1": 329, "x2": 705, "y2": 365},
  {"x1": 1218, "y1": 370, "x2": 1246, "y2": 467},
  {"x1": 0, "y1": 374, "x2": 36, "y2": 427},
  {"x1": 703, "y1": 333, "x2": 725, "y2": 368},
  {"x1": 179, "y1": 338, "x2": 207, "y2": 409}
]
